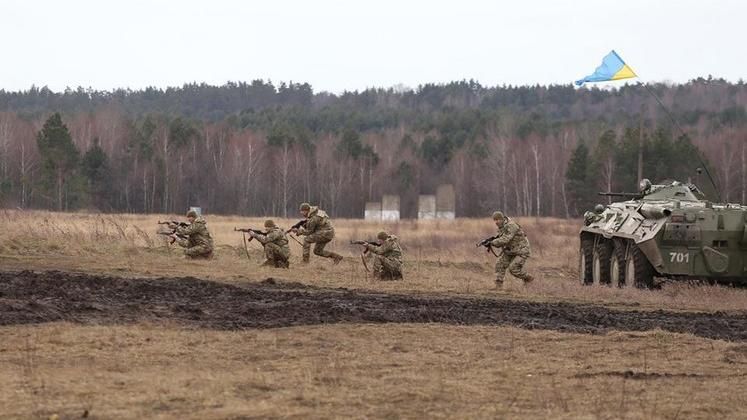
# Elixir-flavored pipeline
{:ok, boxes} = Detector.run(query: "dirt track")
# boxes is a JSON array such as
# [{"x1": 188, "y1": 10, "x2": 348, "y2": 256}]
[{"x1": 0, "y1": 270, "x2": 745, "y2": 341}]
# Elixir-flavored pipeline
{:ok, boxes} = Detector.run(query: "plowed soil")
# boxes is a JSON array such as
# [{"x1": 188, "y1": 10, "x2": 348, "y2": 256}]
[{"x1": 0, "y1": 270, "x2": 745, "y2": 341}]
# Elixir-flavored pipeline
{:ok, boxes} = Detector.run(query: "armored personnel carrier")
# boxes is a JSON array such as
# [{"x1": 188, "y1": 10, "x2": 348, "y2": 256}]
[{"x1": 579, "y1": 179, "x2": 747, "y2": 288}]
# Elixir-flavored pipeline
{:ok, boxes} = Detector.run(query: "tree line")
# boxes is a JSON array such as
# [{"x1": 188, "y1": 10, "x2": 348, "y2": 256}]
[{"x1": 0, "y1": 77, "x2": 745, "y2": 218}]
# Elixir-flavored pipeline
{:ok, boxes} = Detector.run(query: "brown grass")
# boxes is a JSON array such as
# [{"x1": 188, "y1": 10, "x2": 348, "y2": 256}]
[
  {"x1": 1, "y1": 210, "x2": 746, "y2": 419},
  {"x1": 0, "y1": 209, "x2": 744, "y2": 312},
  {"x1": 1, "y1": 323, "x2": 745, "y2": 419}
]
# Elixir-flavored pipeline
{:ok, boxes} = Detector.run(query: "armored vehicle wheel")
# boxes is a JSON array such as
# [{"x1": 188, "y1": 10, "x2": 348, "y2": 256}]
[
  {"x1": 623, "y1": 244, "x2": 655, "y2": 289},
  {"x1": 609, "y1": 240, "x2": 627, "y2": 287},
  {"x1": 592, "y1": 240, "x2": 613, "y2": 286},
  {"x1": 579, "y1": 237, "x2": 594, "y2": 285}
]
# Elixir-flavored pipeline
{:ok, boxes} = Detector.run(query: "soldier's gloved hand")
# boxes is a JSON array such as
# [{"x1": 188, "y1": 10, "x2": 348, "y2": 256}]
[{"x1": 291, "y1": 228, "x2": 298, "y2": 234}]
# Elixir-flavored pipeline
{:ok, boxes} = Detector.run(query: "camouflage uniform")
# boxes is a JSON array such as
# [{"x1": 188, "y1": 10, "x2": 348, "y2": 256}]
[
  {"x1": 491, "y1": 213, "x2": 532, "y2": 285},
  {"x1": 297, "y1": 205, "x2": 343, "y2": 263},
  {"x1": 583, "y1": 204, "x2": 606, "y2": 226},
  {"x1": 251, "y1": 225, "x2": 290, "y2": 268},
  {"x1": 175, "y1": 217, "x2": 214, "y2": 259},
  {"x1": 365, "y1": 234, "x2": 403, "y2": 280}
]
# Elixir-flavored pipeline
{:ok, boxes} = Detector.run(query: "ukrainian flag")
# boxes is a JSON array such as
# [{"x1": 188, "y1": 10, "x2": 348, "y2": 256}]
[{"x1": 575, "y1": 50, "x2": 637, "y2": 86}]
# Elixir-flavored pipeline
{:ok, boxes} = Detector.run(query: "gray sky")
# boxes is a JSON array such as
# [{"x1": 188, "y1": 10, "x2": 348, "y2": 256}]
[{"x1": 1, "y1": 0, "x2": 744, "y2": 93}]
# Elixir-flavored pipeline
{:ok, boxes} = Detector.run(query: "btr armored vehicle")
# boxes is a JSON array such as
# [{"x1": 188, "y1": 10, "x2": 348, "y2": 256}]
[{"x1": 579, "y1": 179, "x2": 747, "y2": 287}]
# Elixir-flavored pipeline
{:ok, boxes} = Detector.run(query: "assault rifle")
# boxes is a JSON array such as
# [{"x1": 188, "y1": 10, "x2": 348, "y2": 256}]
[
  {"x1": 476, "y1": 235, "x2": 502, "y2": 257},
  {"x1": 157, "y1": 220, "x2": 189, "y2": 245},
  {"x1": 350, "y1": 240, "x2": 379, "y2": 273},
  {"x1": 234, "y1": 227, "x2": 266, "y2": 236},
  {"x1": 286, "y1": 219, "x2": 307, "y2": 233},
  {"x1": 476, "y1": 235, "x2": 498, "y2": 248},
  {"x1": 350, "y1": 240, "x2": 379, "y2": 246},
  {"x1": 158, "y1": 220, "x2": 190, "y2": 228},
  {"x1": 233, "y1": 227, "x2": 267, "y2": 260}
]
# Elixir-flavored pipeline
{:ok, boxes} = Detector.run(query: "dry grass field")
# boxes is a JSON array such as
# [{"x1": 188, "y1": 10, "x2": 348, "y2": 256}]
[{"x1": 0, "y1": 210, "x2": 745, "y2": 419}]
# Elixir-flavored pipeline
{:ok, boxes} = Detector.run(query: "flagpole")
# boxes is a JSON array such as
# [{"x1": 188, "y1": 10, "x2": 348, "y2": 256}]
[{"x1": 637, "y1": 81, "x2": 722, "y2": 202}]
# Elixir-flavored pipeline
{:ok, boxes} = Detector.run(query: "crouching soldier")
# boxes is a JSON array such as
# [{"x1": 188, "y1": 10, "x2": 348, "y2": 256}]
[
  {"x1": 173, "y1": 210, "x2": 214, "y2": 259},
  {"x1": 292, "y1": 202, "x2": 343, "y2": 265},
  {"x1": 250, "y1": 220, "x2": 291, "y2": 268},
  {"x1": 362, "y1": 231, "x2": 403, "y2": 280},
  {"x1": 490, "y1": 211, "x2": 533, "y2": 287}
]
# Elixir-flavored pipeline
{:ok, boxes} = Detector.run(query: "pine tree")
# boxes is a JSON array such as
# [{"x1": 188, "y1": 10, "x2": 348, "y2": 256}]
[
  {"x1": 81, "y1": 138, "x2": 113, "y2": 210},
  {"x1": 36, "y1": 113, "x2": 81, "y2": 210},
  {"x1": 565, "y1": 142, "x2": 593, "y2": 216}
]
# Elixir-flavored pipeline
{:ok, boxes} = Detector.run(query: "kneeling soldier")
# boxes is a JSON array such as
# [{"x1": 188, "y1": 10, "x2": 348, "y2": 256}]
[
  {"x1": 250, "y1": 220, "x2": 291, "y2": 268},
  {"x1": 173, "y1": 210, "x2": 214, "y2": 259},
  {"x1": 365, "y1": 231, "x2": 403, "y2": 280}
]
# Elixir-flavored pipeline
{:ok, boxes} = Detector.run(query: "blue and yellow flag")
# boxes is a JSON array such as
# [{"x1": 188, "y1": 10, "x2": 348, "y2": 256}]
[{"x1": 575, "y1": 50, "x2": 637, "y2": 86}]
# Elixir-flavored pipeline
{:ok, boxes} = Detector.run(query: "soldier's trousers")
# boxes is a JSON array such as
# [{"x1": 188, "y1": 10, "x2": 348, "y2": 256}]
[
  {"x1": 495, "y1": 253, "x2": 530, "y2": 282},
  {"x1": 372, "y1": 255, "x2": 403, "y2": 280},
  {"x1": 302, "y1": 231, "x2": 340, "y2": 262},
  {"x1": 264, "y1": 243, "x2": 290, "y2": 268},
  {"x1": 184, "y1": 244, "x2": 214, "y2": 259}
]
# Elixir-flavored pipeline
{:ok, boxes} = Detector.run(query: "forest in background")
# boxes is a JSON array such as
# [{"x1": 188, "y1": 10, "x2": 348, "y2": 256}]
[{"x1": 0, "y1": 77, "x2": 745, "y2": 218}]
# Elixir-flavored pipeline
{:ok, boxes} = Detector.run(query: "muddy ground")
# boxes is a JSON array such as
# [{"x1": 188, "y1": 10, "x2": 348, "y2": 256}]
[{"x1": 0, "y1": 270, "x2": 745, "y2": 341}]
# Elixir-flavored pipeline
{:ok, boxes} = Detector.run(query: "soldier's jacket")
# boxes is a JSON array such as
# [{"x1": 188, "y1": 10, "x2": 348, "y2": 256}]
[
  {"x1": 175, "y1": 217, "x2": 214, "y2": 250},
  {"x1": 366, "y1": 235, "x2": 403, "y2": 263},
  {"x1": 490, "y1": 218, "x2": 530, "y2": 257},
  {"x1": 583, "y1": 211, "x2": 604, "y2": 226},
  {"x1": 298, "y1": 207, "x2": 334, "y2": 236},
  {"x1": 252, "y1": 227, "x2": 290, "y2": 257}
]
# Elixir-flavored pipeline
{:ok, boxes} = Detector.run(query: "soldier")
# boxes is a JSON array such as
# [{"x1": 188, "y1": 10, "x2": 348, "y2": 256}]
[
  {"x1": 172, "y1": 210, "x2": 214, "y2": 259},
  {"x1": 292, "y1": 202, "x2": 343, "y2": 264},
  {"x1": 249, "y1": 219, "x2": 290, "y2": 268},
  {"x1": 583, "y1": 204, "x2": 606, "y2": 226},
  {"x1": 490, "y1": 211, "x2": 533, "y2": 287},
  {"x1": 363, "y1": 231, "x2": 403, "y2": 280}
]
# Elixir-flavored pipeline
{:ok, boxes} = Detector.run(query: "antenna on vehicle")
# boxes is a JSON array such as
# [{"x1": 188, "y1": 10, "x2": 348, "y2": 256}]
[{"x1": 639, "y1": 83, "x2": 722, "y2": 202}]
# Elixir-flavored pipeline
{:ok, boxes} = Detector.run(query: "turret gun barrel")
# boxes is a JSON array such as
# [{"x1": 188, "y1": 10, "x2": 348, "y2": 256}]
[{"x1": 598, "y1": 192, "x2": 643, "y2": 199}]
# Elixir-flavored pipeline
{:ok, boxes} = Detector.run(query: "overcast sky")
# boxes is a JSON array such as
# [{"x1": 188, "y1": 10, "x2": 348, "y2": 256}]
[{"x1": 1, "y1": 0, "x2": 744, "y2": 93}]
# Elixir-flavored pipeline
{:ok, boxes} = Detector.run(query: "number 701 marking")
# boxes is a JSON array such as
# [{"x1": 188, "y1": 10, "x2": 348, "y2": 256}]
[{"x1": 669, "y1": 252, "x2": 689, "y2": 263}]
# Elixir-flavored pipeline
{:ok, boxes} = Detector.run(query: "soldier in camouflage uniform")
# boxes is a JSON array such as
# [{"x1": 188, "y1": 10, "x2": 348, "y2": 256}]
[
  {"x1": 292, "y1": 203, "x2": 343, "y2": 264},
  {"x1": 172, "y1": 210, "x2": 214, "y2": 259},
  {"x1": 583, "y1": 204, "x2": 606, "y2": 226},
  {"x1": 490, "y1": 211, "x2": 533, "y2": 287},
  {"x1": 249, "y1": 219, "x2": 290, "y2": 268},
  {"x1": 364, "y1": 231, "x2": 403, "y2": 280}
]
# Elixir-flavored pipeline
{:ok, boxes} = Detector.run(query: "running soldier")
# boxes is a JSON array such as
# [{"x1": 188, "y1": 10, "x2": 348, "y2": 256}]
[
  {"x1": 490, "y1": 211, "x2": 533, "y2": 287},
  {"x1": 172, "y1": 210, "x2": 214, "y2": 259},
  {"x1": 249, "y1": 220, "x2": 291, "y2": 268},
  {"x1": 292, "y1": 203, "x2": 343, "y2": 264}
]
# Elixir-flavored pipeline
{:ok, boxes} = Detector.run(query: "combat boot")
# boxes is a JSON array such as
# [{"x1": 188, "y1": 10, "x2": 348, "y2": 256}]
[
  {"x1": 332, "y1": 253, "x2": 343, "y2": 265},
  {"x1": 494, "y1": 280, "x2": 504, "y2": 289},
  {"x1": 523, "y1": 275, "x2": 534, "y2": 284}
]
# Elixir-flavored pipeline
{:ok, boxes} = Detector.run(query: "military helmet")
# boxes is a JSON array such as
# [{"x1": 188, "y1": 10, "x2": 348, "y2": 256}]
[
  {"x1": 492, "y1": 211, "x2": 505, "y2": 221},
  {"x1": 594, "y1": 204, "x2": 605, "y2": 214},
  {"x1": 377, "y1": 231, "x2": 389, "y2": 241},
  {"x1": 299, "y1": 202, "x2": 311, "y2": 211},
  {"x1": 264, "y1": 219, "x2": 276, "y2": 228},
  {"x1": 186, "y1": 210, "x2": 198, "y2": 218},
  {"x1": 639, "y1": 178, "x2": 652, "y2": 193}
]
